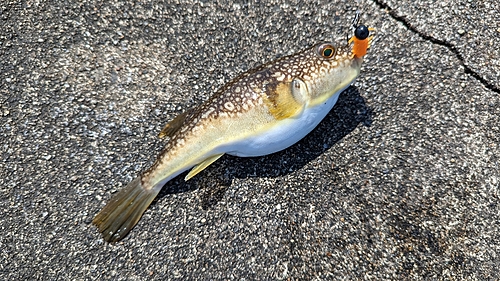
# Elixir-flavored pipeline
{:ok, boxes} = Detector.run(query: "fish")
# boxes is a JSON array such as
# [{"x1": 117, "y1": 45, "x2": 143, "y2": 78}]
[{"x1": 93, "y1": 20, "x2": 374, "y2": 242}]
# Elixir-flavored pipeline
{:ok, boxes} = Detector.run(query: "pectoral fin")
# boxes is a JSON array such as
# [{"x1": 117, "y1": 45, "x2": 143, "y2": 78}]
[
  {"x1": 263, "y1": 79, "x2": 307, "y2": 120},
  {"x1": 185, "y1": 153, "x2": 224, "y2": 181},
  {"x1": 158, "y1": 110, "x2": 190, "y2": 138}
]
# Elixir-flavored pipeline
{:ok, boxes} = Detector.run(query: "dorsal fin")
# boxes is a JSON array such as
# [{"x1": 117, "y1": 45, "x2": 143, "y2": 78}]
[{"x1": 158, "y1": 110, "x2": 190, "y2": 138}]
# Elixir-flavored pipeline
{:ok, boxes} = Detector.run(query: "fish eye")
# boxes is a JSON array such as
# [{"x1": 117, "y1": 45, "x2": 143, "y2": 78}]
[
  {"x1": 355, "y1": 25, "x2": 369, "y2": 40},
  {"x1": 317, "y1": 44, "x2": 336, "y2": 58}
]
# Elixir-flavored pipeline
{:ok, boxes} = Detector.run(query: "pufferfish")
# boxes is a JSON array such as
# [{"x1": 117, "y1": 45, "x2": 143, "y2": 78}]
[{"x1": 93, "y1": 20, "x2": 374, "y2": 242}]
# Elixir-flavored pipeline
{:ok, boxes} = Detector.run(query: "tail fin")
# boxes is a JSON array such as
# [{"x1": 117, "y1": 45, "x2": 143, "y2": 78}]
[{"x1": 93, "y1": 176, "x2": 161, "y2": 242}]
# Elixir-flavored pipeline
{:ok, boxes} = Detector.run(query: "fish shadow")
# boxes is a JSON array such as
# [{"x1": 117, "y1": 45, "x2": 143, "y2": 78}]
[{"x1": 156, "y1": 86, "x2": 372, "y2": 209}]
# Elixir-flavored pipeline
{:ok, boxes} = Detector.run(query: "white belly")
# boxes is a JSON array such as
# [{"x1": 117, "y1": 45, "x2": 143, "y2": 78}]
[{"x1": 225, "y1": 90, "x2": 342, "y2": 157}]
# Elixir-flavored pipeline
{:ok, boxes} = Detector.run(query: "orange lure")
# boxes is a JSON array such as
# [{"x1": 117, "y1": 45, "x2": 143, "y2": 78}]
[{"x1": 349, "y1": 24, "x2": 375, "y2": 58}]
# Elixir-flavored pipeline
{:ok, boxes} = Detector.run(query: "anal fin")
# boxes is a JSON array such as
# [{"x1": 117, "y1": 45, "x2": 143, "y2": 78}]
[{"x1": 185, "y1": 153, "x2": 224, "y2": 181}]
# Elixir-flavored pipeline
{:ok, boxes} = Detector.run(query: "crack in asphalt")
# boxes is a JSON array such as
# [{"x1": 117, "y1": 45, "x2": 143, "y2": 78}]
[{"x1": 372, "y1": 0, "x2": 500, "y2": 94}]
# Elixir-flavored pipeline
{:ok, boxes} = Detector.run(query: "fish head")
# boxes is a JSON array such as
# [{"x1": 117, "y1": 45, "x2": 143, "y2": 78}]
[{"x1": 287, "y1": 27, "x2": 373, "y2": 107}]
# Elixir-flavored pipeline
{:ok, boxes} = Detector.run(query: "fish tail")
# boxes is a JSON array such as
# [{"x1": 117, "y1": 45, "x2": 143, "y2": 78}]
[{"x1": 93, "y1": 176, "x2": 161, "y2": 242}]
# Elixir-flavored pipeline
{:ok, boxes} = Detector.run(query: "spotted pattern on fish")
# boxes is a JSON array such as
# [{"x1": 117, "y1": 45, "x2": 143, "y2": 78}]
[
  {"x1": 93, "y1": 21, "x2": 375, "y2": 242},
  {"x1": 143, "y1": 43, "x2": 356, "y2": 180}
]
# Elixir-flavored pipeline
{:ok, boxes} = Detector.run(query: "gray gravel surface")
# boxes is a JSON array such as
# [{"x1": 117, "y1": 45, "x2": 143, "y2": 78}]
[
  {"x1": 1, "y1": 0, "x2": 499, "y2": 280},
  {"x1": 375, "y1": 0, "x2": 500, "y2": 89}
]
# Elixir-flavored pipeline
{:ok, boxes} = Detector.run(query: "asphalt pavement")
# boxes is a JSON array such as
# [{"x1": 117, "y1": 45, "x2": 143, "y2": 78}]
[{"x1": 1, "y1": 0, "x2": 499, "y2": 280}]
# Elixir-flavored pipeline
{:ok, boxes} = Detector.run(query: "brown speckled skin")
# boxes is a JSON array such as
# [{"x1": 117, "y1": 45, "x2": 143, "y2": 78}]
[
  {"x1": 93, "y1": 37, "x2": 368, "y2": 242},
  {"x1": 143, "y1": 42, "x2": 360, "y2": 188}
]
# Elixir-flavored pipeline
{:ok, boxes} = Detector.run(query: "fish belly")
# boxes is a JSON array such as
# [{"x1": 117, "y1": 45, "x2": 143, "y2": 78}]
[{"x1": 225, "y1": 91, "x2": 342, "y2": 157}]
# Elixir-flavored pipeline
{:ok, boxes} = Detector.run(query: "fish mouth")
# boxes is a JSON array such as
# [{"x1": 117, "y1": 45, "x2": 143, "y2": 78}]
[{"x1": 352, "y1": 55, "x2": 364, "y2": 67}]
